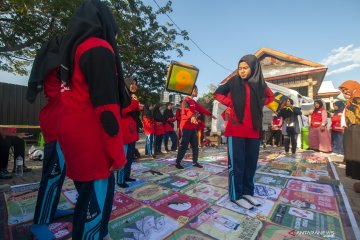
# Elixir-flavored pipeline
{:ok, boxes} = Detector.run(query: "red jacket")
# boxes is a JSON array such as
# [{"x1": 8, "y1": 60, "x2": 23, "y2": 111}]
[
  {"x1": 271, "y1": 116, "x2": 283, "y2": 131},
  {"x1": 311, "y1": 108, "x2": 326, "y2": 128},
  {"x1": 164, "y1": 117, "x2": 176, "y2": 132},
  {"x1": 58, "y1": 37, "x2": 126, "y2": 181},
  {"x1": 214, "y1": 83, "x2": 274, "y2": 138},
  {"x1": 180, "y1": 96, "x2": 211, "y2": 130},
  {"x1": 39, "y1": 68, "x2": 61, "y2": 143},
  {"x1": 331, "y1": 112, "x2": 344, "y2": 132},
  {"x1": 120, "y1": 99, "x2": 140, "y2": 144},
  {"x1": 143, "y1": 115, "x2": 155, "y2": 135}
]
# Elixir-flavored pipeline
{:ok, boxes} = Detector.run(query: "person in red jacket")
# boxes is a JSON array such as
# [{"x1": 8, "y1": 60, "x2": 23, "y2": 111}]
[
  {"x1": 58, "y1": 1, "x2": 127, "y2": 238},
  {"x1": 153, "y1": 103, "x2": 166, "y2": 155},
  {"x1": 26, "y1": 36, "x2": 74, "y2": 240},
  {"x1": 266, "y1": 113, "x2": 283, "y2": 146},
  {"x1": 309, "y1": 100, "x2": 332, "y2": 152},
  {"x1": 143, "y1": 103, "x2": 155, "y2": 157},
  {"x1": 214, "y1": 54, "x2": 274, "y2": 210},
  {"x1": 117, "y1": 77, "x2": 142, "y2": 188},
  {"x1": 163, "y1": 102, "x2": 177, "y2": 152},
  {"x1": 175, "y1": 85, "x2": 214, "y2": 169},
  {"x1": 197, "y1": 113, "x2": 206, "y2": 147},
  {"x1": 331, "y1": 101, "x2": 345, "y2": 155}
]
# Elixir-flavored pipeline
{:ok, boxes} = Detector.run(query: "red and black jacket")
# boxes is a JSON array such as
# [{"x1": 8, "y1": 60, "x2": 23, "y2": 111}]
[
  {"x1": 58, "y1": 37, "x2": 126, "y2": 181},
  {"x1": 164, "y1": 109, "x2": 176, "y2": 132},
  {"x1": 180, "y1": 96, "x2": 211, "y2": 130},
  {"x1": 214, "y1": 82, "x2": 274, "y2": 138}
]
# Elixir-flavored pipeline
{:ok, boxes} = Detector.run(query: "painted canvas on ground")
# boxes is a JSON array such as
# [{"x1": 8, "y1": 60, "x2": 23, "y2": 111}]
[
  {"x1": 188, "y1": 206, "x2": 263, "y2": 239},
  {"x1": 286, "y1": 180, "x2": 335, "y2": 197},
  {"x1": 156, "y1": 176, "x2": 194, "y2": 192},
  {"x1": 184, "y1": 183, "x2": 227, "y2": 203},
  {"x1": 108, "y1": 207, "x2": 180, "y2": 240},
  {"x1": 202, "y1": 164, "x2": 227, "y2": 175},
  {"x1": 216, "y1": 195, "x2": 275, "y2": 220},
  {"x1": 111, "y1": 191, "x2": 142, "y2": 220},
  {"x1": 134, "y1": 170, "x2": 169, "y2": 182},
  {"x1": 255, "y1": 174, "x2": 288, "y2": 188},
  {"x1": 128, "y1": 184, "x2": 172, "y2": 204},
  {"x1": 254, "y1": 184, "x2": 282, "y2": 201},
  {"x1": 165, "y1": 227, "x2": 213, "y2": 240},
  {"x1": 279, "y1": 189, "x2": 338, "y2": 216},
  {"x1": 176, "y1": 169, "x2": 211, "y2": 182},
  {"x1": 166, "y1": 61, "x2": 199, "y2": 95},
  {"x1": 150, "y1": 192, "x2": 209, "y2": 224},
  {"x1": 270, "y1": 204, "x2": 344, "y2": 239},
  {"x1": 5, "y1": 183, "x2": 73, "y2": 225},
  {"x1": 202, "y1": 175, "x2": 228, "y2": 188},
  {"x1": 258, "y1": 223, "x2": 322, "y2": 240}
]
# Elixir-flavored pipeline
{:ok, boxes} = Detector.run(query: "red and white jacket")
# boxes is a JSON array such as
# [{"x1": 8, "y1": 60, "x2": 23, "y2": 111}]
[
  {"x1": 331, "y1": 112, "x2": 345, "y2": 132},
  {"x1": 311, "y1": 108, "x2": 327, "y2": 128}
]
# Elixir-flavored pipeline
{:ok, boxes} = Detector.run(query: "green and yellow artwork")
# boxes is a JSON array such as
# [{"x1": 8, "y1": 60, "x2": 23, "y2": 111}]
[{"x1": 166, "y1": 61, "x2": 199, "y2": 95}]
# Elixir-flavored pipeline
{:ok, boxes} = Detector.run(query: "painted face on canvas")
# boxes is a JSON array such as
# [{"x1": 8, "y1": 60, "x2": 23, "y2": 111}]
[
  {"x1": 168, "y1": 201, "x2": 192, "y2": 211},
  {"x1": 238, "y1": 61, "x2": 252, "y2": 80}
]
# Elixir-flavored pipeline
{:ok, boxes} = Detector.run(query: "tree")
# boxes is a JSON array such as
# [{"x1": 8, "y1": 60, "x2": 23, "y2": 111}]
[{"x1": 0, "y1": 0, "x2": 189, "y2": 101}]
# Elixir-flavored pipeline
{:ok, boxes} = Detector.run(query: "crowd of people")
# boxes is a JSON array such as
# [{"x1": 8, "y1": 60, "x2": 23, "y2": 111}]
[{"x1": 0, "y1": 0, "x2": 359, "y2": 239}]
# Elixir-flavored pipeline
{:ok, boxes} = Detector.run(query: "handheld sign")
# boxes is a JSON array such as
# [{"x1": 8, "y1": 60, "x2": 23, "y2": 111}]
[{"x1": 166, "y1": 61, "x2": 199, "y2": 95}]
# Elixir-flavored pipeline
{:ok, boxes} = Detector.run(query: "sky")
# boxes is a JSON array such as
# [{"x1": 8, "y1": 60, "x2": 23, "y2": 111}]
[{"x1": 1, "y1": 0, "x2": 360, "y2": 97}]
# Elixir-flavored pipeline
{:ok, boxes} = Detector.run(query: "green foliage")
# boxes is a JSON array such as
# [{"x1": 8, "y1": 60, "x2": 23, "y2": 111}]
[{"x1": 0, "y1": 0, "x2": 189, "y2": 102}]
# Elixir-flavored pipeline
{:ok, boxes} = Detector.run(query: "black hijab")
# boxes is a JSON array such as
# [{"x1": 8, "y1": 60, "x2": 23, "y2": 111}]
[
  {"x1": 314, "y1": 100, "x2": 323, "y2": 110},
  {"x1": 153, "y1": 104, "x2": 165, "y2": 123},
  {"x1": 334, "y1": 101, "x2": 345, "y2": 114},
  {"x1": 143, "y1": 103, "x2": 153, "y2": 120},
  {"x1": 59, "y1": 0, "x2": 128, "y2": 105},
  {"x1": 26, "y1": 36, "x2": 62, "y2": 103},
  {"x1": 217, "y1": 54, "x2": 267, "y2": 130}
]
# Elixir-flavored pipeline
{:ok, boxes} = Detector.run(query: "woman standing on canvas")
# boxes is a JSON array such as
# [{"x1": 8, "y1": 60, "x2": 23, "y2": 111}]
[
  {"x1": 309, "y1": 100, "x2": 332, "y2": 152},
  {"x1": 214, "y1": 54, "x2": 274, "y2": 210},
  {"x1": 339, "y1": 80, "x2": 360, "y2": 192}
]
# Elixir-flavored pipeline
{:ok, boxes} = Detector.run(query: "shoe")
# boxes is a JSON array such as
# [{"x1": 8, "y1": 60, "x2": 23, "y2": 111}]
[
  {"x1": 243, "y1": 195, "x2": 261, "y2": 207},
  {"x1": 175, "y1": 164, "x2": 184, "y2": 169},
  {"x1": 0, "y1": 170, "x2": 13, "y2": 179},
  {"x1": 231, "y1": 199, "x2": 254, "y2": 210},
  {"x1": 125, "y1": 177, "x2": 136, "y2": 182},
  {"x1": 118, "y1": 183, "x2": 129, "y2": 188},
  {"x1": 23, "y1": 166, "x2": 32, "y2": 172},
  {"x1": 164, "y1": 150, "x2": 170, "y2": 153},
  {"x1": 192, "y1": 163, "x2": 203, "y2": 168}
]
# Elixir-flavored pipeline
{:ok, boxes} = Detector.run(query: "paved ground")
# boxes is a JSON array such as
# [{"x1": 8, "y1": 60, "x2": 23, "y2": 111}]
[{"x1": 1, "y1": 137, "x2": 360, "y2": 228}]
